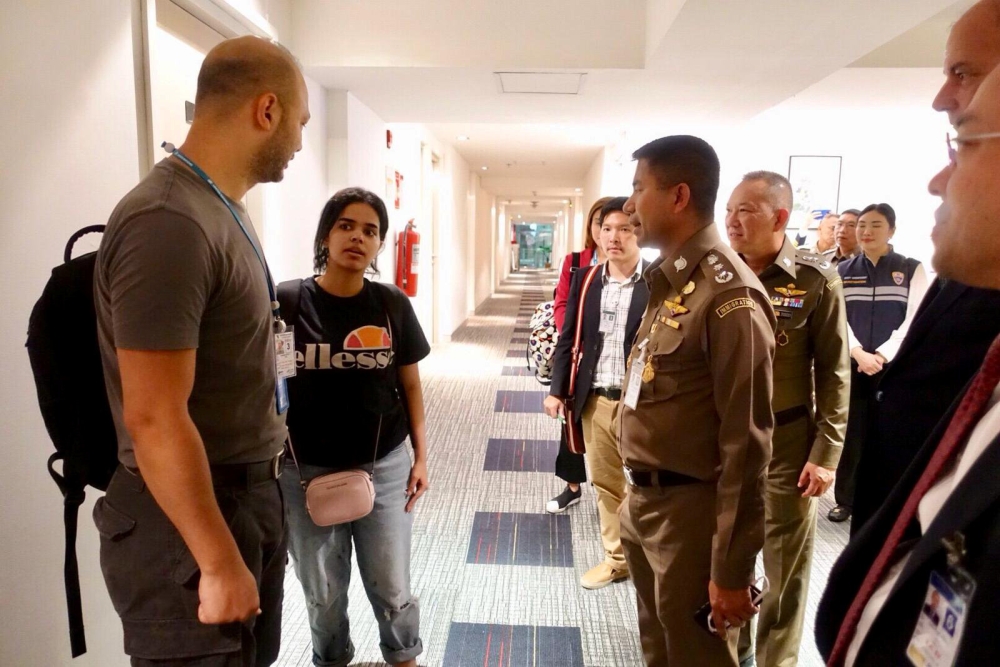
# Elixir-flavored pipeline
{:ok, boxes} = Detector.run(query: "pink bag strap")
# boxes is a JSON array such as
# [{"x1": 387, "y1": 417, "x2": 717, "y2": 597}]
[{"x1": 568, "y1": 264, "x2": 602, "y2": 397}]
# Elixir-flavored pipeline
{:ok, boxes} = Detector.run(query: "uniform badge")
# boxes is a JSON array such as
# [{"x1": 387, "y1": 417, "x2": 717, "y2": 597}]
[
  {"x1": 682, "y1": 281, "x2": 696, "y2": 295},
  {"x1": 716, "y1": 297, "x2": 756, "y2": 318},
  {"x1": 715, "y1": 271, "x2": 734, "y2": 284},
  {"x1": 893, "y1": 271, "x2": 905, "y2": 286},
  {"x1": 642, "y1": 357, "x2": 655, "y2": 383},
  {"x1": 663, "y1": 300, "x2": 690, "y2": 316},
  {"x1": 707, "y1": 254, "x2": 719, "y2": 265},
  {"x1": 783, "y1": 257, "x2": 792, "y2": 268},
  {"x1": 658, "y1": 315, "x2": 680, "y2": 329},
  {"x1": 776, "y1": 330, "x2": 789, "y2": 346},
  {"x1": 775, "y1": 284, "x2": 807, "y2": 297},
  {"x1": 820, "y1": 261, "x2": 832, "y2": 270},
  {"x1": 674, "y1": 257, "x2": 688, "y2": 272}
]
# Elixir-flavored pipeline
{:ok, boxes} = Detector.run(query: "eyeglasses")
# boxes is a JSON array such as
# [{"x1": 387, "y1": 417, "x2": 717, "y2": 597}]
[{"x1": 946, "y1": 131, "x2": 1000, "y2": 162}]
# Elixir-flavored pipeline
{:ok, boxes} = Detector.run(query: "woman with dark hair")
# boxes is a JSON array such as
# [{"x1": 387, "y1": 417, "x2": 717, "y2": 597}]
[
  {"x1": 544, "y1": 197, "x2": 610, "y2": 513},
  {"x1": 828, "y1": 202, "x2": 928, "y2": 523},
  {"x1": 278, "y1": 187, "x2": 430, "y2": 667}
]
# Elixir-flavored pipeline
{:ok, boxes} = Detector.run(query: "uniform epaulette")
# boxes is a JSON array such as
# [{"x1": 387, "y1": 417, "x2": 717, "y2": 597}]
[
  {"x1": 795, "y1": 248, "x2": 841, "y2": 288},
  {"x1": 699, "y1": 248, "x2": 742, "y2": 290}
]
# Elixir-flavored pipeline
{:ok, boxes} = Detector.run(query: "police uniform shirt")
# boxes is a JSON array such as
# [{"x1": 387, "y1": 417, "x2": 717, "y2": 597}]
[
  {"x1": 285, "y1": 278, "x2": 430, "y2": 469},
  {"x1": 822, "y1": 246, "x2": 858, "y2": 267},
  {"x1": 838, "y1": 248, "x2": 929, "y2": 361},
  {"x1": 757, "y1": 237, "x2": 850, "y2": 469},
  {"x1": 619, "y1": 223, "x2": 776, "y2": 588}
]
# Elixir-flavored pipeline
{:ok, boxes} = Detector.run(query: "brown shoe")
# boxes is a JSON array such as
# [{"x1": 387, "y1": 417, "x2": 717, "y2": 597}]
[{"x1": 580, "y1": 562, "x2": 629, "y2": 590}]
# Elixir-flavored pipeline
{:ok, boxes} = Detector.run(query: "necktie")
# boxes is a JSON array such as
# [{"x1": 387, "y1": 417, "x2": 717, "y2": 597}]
[{"x1": 827, "y1": 333, "x2": 1000, "y2": 666}]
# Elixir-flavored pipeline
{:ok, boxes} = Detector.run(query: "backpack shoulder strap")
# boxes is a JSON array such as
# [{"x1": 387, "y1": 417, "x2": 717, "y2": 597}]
[
  {"x1": 64, "y1": 225, "x2": 105, "y2": 263},
  {"x1": 571, "y1": 252, "x2": 582, "y2": 269},
  {"x1": 276, "y1": 279, "x2": 304, "y2": 325}
]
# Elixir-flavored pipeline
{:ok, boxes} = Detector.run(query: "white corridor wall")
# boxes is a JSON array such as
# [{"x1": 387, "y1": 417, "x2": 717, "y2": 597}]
[{"x1": 1, "y1": 2, "x2": 141, "y2": 664}]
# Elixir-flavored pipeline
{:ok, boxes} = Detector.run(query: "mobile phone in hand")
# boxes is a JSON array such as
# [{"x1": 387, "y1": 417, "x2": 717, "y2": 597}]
[{"x1": 693, "y1": 577, "x2": 769, "y2": 637}]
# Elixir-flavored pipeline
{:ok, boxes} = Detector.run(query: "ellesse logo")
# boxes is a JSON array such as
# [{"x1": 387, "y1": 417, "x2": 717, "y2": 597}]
[
  {"x1": 297, "y1": 325, "x2": 394, "y2": 370},
  {"x1": 344, "y1": 325, "x2": 391, "y2": 350}
]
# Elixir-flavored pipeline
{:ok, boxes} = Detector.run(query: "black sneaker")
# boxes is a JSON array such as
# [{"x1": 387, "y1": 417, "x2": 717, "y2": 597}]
[
  {"x1": 546, "y1": 485, "x2": 582, "y2": 513},
  {"x1": 828, "y1": 504, "x2": 852, "y2": 522}
]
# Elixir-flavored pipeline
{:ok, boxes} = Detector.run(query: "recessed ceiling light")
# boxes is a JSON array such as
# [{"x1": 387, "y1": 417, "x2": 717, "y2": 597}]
[
  {"x1": 481, "y1": 166, "x2": 488, "y2": 171},
  {"x1": 574, "y1": 188, "x2": 582, "y2": 192},
  {"x1": 456, "y1": 135, "x2": 470, "y2": 141}
]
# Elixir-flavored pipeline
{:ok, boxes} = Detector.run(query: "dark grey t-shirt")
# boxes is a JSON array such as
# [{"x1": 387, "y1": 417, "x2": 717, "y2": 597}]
[{"x1": 95, "y1": 158, "x2": 286, "y2": 467}]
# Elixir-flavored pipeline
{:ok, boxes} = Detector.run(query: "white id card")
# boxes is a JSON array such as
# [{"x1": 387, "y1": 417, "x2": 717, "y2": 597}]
[
  {"x1": 274, "y1": 327, "x2": 297, "y2": 379},
  {"x1": 906, "y1": 570, "x2": 974, "y2": 667},
  {"x1": 599, "y1": 309, "x2": 616, "y2": 334},
  {"x1": 623, "y1": 338, "x2": 649, "y2": 410}
]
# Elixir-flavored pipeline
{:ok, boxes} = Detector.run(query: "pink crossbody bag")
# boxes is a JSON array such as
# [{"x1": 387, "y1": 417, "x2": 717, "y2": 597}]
[{"x1": 285, "y1": 313, "x2": 392, "y2": 527}]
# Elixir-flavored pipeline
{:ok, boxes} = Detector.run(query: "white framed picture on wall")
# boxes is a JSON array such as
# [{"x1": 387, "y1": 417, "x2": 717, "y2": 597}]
[{"x1": 788, "y1": 155, "x2": 842, "y2": 239}]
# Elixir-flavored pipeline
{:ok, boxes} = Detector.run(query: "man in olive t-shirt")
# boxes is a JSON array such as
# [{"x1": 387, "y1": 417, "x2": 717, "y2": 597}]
[{"x1": 92, "y1": 37, "x2": 310, "y2": 666}]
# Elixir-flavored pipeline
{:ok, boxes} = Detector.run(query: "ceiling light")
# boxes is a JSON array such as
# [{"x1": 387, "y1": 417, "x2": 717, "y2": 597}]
[
  {"x1": 574, "y1": 188, "x2": 582, "y2": 192},
  {"x1": 481, "y1": 166, "x2": 488, "y2": 171},
  {"x1": 563, "y1": 199, "x2": 570, "y2": 204},
  {"x1": 456, "y1": 135, "x2": 470, "y2": 141}
]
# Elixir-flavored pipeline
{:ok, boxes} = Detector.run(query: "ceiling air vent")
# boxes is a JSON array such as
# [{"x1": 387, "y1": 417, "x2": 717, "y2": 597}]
[{"x1": 495, "y1": 72, "x2": 587, "y2": 95}]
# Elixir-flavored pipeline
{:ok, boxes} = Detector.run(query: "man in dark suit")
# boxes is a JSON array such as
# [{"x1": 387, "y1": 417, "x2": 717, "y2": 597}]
[
  {"x1": 848, "y1": 0, "x2": 1000, "y2": 534},
  {"x1": 545, "y1": 196, "x2": 649, "y2": 590},
  {"x1": 815, "y1": 41, "x2": 1000, "y2": 667}
]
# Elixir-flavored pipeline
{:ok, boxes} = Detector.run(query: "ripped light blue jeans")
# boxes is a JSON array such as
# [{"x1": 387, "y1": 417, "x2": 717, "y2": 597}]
[{"x1": 280, "y1": 444, "x2": 422, "y2": 666}]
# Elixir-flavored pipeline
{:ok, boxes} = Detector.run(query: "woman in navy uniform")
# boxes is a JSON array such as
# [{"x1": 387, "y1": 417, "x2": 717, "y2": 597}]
[{"x1": 829, "y1": 203, "x2": 928, "y2": 522}]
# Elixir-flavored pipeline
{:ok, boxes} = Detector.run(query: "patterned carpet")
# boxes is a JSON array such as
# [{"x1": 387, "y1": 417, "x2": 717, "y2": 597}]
[{"x1": 275, "y1": 270, "x2": 851, "y2": 667}]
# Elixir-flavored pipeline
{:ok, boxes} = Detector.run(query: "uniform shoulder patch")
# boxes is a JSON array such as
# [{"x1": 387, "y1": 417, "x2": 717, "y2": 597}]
[
  {"x1": 826, "y1": 277, "x2": 843, "y2": 291},
  {"x1": 703, "y1": 249, "x2": 738, "y2": 286},
  {"x1": 716, "y1": 297, "x2": 756, "y2": 318},
  {"x1": 796, "y1": 249, "x2": 838, "y2": 278}
]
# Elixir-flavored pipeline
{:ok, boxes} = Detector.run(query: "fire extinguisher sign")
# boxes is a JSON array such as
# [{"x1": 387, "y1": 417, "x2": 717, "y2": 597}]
[{"x1": 410, "y1": 244, "x2": 420, "y2": 274}]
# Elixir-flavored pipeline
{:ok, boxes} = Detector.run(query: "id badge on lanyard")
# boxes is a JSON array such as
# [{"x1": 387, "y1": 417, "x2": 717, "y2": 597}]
[
  {"x1": 274, "y1": 327, "x2": 297, "y2": 414},
  {"x1": 906, "y1": 532, "x2": 977, "y2": 667},
  {"x1": 623, "y1": 338, "x2": 649, "y2": 411}
]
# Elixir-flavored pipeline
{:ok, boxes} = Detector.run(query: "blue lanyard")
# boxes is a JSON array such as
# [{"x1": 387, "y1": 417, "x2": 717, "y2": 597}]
[{"x1": 162, "y1": 142, "x2": 283, "y2": 328}]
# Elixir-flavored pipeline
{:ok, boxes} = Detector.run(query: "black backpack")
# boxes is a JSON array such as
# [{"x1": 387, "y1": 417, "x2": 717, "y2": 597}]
[{"x1": 25, "y1": 225, "x2": 119, "y2": 658}]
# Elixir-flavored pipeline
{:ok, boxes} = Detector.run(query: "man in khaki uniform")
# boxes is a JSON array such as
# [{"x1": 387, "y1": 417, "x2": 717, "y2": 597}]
[
  {"x1": 619, "y1": 135, "x2": 776, "y2": 667},
  {"x1": 726, "y1": 172, "x2": 850, "y2": 667}
]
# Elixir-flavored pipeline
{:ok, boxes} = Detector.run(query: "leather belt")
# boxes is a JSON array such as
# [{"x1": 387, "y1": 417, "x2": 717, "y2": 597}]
[
  {"x1": 209, "y1": 452, "x2": 285, "y2": 489},
  {"x1": 775, "y1": 405, "x2": 810, "y2": 427},
  {"x1": 592, "y1": 387, "x2": 622, "y2": 401},
  {"x1": 623, "y1": 465, "x2": 701, "y2": 488}
]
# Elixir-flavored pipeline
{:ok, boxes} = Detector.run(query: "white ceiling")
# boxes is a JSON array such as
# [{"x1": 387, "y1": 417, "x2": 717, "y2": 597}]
[{"x1": 291, "y1": 0, "x2": 969, "y2": 201}]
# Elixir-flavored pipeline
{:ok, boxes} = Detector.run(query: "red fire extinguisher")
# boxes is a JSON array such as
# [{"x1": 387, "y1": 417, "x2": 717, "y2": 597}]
[{"x1": 395, "y1": 219, "x2": 420, "y2": 297}]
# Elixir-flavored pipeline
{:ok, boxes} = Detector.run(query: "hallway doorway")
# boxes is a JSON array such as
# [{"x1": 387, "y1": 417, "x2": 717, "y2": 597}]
[{"x1": 514, "y1": 223, "x2": 554, "y2": 270}]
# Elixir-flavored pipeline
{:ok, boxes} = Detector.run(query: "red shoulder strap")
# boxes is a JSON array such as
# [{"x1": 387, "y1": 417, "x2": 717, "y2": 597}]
[{"x1": 568, "y1": 264, "x2": 602, "y2": 395}]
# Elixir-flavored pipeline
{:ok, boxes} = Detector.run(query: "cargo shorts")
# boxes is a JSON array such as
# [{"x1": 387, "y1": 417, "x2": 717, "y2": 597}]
[{"x1": 93, "y1": 466, "x2": 286, "y2": 666}]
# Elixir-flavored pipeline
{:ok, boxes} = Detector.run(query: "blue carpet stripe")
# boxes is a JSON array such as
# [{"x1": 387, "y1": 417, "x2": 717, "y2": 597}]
[
  {"x1": 442, "y1": 623, "x2": 584, "y2": 666},
  {"x1": 466, "y1": 512, "x2": 573, "y2": 567},
  {"x1": 483, "y1": 438, "x2": 559, "y2": 472},
  {"x1": 494, "y1": 390, "x2": 548, "y2": 413}
]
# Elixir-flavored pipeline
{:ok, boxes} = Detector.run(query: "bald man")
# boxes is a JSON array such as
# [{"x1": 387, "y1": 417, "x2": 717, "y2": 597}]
[
  {"x1": 811, "y1": 212, "x2": 838, "y2": 254},
  {"x1": 849, "y1": 0, "x2": 1000, "y2": 534},
  {"x1": 94, "y1": 36, "x2": 309, "y2": 666}
]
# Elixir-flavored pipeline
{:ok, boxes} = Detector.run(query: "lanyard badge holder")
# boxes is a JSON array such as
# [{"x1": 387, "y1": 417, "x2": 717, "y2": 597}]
[
  {"x1": 906, "y1": 532, "x2": 977, "y2": 667},
  {"x1": 162, "y1": 142, "x2": 294, "y2": 414}
]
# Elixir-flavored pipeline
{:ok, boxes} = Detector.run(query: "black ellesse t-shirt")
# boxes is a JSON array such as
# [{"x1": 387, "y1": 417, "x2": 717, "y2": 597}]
[{"x1": 284, "y1": 278, "x2": 430, "y2": 469}]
